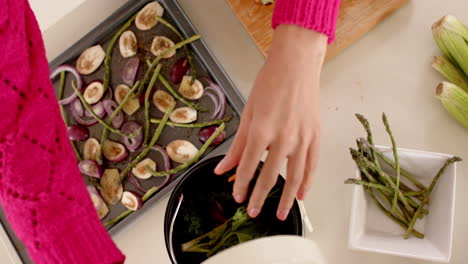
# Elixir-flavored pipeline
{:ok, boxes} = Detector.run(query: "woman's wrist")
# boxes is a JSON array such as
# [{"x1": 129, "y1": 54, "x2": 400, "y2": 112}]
[{"x1": 269, "y1": 24, "x2": 328, "y2": 67}]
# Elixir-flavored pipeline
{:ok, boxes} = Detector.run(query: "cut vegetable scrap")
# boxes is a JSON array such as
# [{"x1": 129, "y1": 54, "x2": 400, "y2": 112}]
[
  {"x1": 132, "y1": 158, "x2": 156, "y2": 180},
  {"x1": 432, "y1": 55, "x2": 468, "y2": 93},
  {"x1": 228, "y1": 174, "x2": 236, "y2": 182},
  {"x1": 179, "y1": 75, "x2": 204, "y2": 100},
  {"x1": 167, "y1": 140, "x2": 199, "y2": 164},
  {"x1": 170, "y1": 107, "x2": 197, "y2": 124},
  {"x1": 153, "y1": 90, "x2": 176, "y2": 113},
  {"x1": 119, "y1": 30, "x2": 138, "y2": 58},
  {"x1": 135, "y1": 1, "x2": 164, "y2": 31},
  {"x1": 115, "y1": 84, "x2": 140, "y2": 115},
  {"x1": 151, "y1": 36, "x2": 176, "y2": 59},
  {"x1": 76, "y1": 45, "x2": 105, "y2": 75},
  {"x1": 100, "y1": 169, "x2": 124, "y2": 205}
]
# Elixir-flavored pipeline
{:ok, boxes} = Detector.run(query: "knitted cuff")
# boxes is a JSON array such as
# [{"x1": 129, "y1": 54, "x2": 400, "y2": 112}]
[
  {"x1": 272, "y1": 0, "x2": 341, "y2": 44},
  {"x1": 28, "y1": 210, "x2": 125, "y2": 264}
]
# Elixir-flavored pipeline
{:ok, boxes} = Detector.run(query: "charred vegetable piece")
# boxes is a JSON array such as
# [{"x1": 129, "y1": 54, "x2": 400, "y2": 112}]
[
  {"x1": 102, "y1": 140, "x2": 128, "y2": 162},
  {"x1": 83, "y1": 138, "x2": 102, "y2": 164},
  {"x1": 135, "y1": 1, "x2": 164, "y2": 31},
  {"x1": 119, "y1": 30, "x2": 137, "y2": 58},
  {"x1": 179, "y1": 76, "x2": 203, "y2": 100},
  {"x1": 121, "y1": 191, "x2": 143, "y2": 211},
  {"x1": 115, "y1": 84, "x2": 140, "y2": 115},
  {"x1": 132, "y1": 158, "x2": 156, "y2": 180},
  {"x1": 83, "y1": 81, "x2": 105, "y2": 104},
  {"x1": 87, "y1": 185, "x2": 109, "y2": 219},
  {"x1": 68, "y1": 124, "x2": 89, "y2": 141},
  {"x1": 171, "y1": 57, "x2": 190, "y2": 84},
  {"x1": 151, "y1": 36, "x2": 176, "y2": 59},
  {"x1": 167, "y1": 140, "x2": 198, "y2": 164},
  {"x1": 100, "y1": 169, "x2": 124, "y2": 205},
  {"x1": 170, "y1": 107, "x2": 197, "y2": 124},
  {"x1": 198, "y1": 125, "x2": 226, "y2": 147},
  {"x1": 153, "y1": 90, "x2": 176, "y2": 114},
  {"x1": 122, "y1": 57, "x2": 140, "y2": 86},
  {"x1": 76, "y1": 45, "x2": 105, "y2": 75},
  {"x1": 79, "y1": 160, "x2": 102, "y2": 178}
]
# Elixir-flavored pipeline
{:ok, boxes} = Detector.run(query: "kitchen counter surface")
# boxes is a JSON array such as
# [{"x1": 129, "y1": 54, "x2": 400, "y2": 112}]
[{"x1": 1, "y1": 0, "x2": 467, "y2": 263}]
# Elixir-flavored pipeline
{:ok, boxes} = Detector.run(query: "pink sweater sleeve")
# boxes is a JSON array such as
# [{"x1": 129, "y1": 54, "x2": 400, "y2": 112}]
[
  {"x1": 0, "y1": 0, "x2": 125, "y2": 263},
  {"x1": 272, "y1": 0, "x2": 341, "y2": 44}
]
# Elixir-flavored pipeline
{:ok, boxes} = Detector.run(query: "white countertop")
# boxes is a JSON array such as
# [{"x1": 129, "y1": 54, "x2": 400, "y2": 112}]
[{"x1": 1, "y1": 0, "x2": 467, "y2": 263}]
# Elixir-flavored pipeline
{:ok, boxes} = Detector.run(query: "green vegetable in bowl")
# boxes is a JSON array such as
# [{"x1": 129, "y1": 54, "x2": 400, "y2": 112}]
[
  {"x1": 181, "y1": 206, "x2": 267, "y2": 257},
  {"x1": 436, "y1": 82, "x2": 468, "y2": 128}
]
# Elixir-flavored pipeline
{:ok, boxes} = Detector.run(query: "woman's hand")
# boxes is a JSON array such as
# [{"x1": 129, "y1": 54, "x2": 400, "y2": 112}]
[{"x1": 214, "y1": 24, "x2": 328, "y2": 220}]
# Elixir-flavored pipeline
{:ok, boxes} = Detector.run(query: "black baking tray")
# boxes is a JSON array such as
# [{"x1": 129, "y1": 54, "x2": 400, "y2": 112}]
[{"x1": 0, "y1": 0, "x2": 245, "y2": 263}]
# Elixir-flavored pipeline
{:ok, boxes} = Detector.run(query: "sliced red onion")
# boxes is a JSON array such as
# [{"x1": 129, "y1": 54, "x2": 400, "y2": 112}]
[
  {"x1": 128, "y1": 172, "x2": 148, "y2": 193},
  {"x1": 204, "y1": 90, "x2": 221, "y2": 119},
  {"x1": 122, "y1": 57, "x2": 140, "y2": 86},
  {"x1": 103, "y1": 99, "x2": 124, "y2": 129},
  {"x1": 152, "y1": 145, "x2": 173, "y2": 187},
  {"x1": 70, "y1": 98, "x2": 84, "y2": 117},
  {"x1": 202, "y1": 77, "x2": 226, "y2": 119},
  {"x1": 50, "y1": 65, "x2": 83, "y2": 105},
  {"x1": 67, "y1": 124, "x2": 89, "y2": 141},
  {"x1": 107, "y1": 86, "x2": 114, "y2": 99},
  {"x1": 171, "y1": 57, "x2": 190, "y2": 84},
  {"x1": 121, "y1": 121, "x2": 143, "y2": 152},
  {"x1": 70, "y1": 99, "x2": 98, "y2": 126},
  {"x1": 198, "y1": 125, "x2": 226, "y2": 147},
  {"x1": 205, "y1": 86, "x2": 226, "y2": 119},
  {"x1": 84, "y1": 101, "x2": 106, "y2": 118},
  {"x1": 79, "y1": 160, "x2": 102, "y2": 178}
]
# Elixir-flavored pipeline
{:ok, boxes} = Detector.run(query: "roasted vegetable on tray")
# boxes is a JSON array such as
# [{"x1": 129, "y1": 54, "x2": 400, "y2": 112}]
[
  {"x1": 345, "y1": 113, "x2": 462, "y2": 239},
  {"x1": 50, "y1": 1, "x2": 234, "y2": 227}
]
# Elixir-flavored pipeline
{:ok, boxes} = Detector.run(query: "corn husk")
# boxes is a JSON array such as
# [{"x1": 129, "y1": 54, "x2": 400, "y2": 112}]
[
  {"x1": 432, "y1": 55, "x2": 468, "y2": 92},
  {"x1": 432, "y1": 15, "x2": 468, "y2": 77},
  {"x1": 436, "y1": 82, "x2": 468, "y2": 128}
]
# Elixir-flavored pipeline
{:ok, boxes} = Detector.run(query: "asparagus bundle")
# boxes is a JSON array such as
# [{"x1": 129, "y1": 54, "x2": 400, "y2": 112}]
[{"x1": 345, "y1": 113, "x2": 462, "y2": 239}]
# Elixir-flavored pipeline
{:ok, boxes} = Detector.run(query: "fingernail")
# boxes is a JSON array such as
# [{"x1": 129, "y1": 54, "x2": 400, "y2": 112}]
[
  {"x1": 233, "y1": 193, "x2": 243, "y2": 203},
  {"x1": 297, "y1": 191, "x2": 307, "y2": 201},
  {"x1": 214, "y1": 158, "x2": 226, "y2": 174},
  {"x1": 277, "y1": 209, "x2": 289, "y2": 221},
  {"x1": 248, "y1": 207, "x2": 259, "y2": 218}
]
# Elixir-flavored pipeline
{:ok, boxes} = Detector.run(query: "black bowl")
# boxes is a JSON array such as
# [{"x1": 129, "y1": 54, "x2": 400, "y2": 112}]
[{"x1": 164, "y1": 155, "x2": 303, "y2": 264}]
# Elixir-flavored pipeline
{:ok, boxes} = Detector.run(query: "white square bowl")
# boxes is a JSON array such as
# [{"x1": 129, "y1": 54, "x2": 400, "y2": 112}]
[{"x1": 348, "y1": 146, "x2": 458, "y2": 262}]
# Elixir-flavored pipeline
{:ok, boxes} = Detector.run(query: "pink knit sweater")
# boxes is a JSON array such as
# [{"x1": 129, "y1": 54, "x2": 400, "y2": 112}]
[{"x1": 0, "y1": 0, "x2": 340, "y2": 263}]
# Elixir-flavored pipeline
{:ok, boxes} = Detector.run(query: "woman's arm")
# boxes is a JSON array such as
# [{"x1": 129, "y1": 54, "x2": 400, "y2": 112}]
[
  {"x1": 215, "y1": 0, "x2": 341, "y2": 220},
  {"x1": 0, "y1": 1, "x2": 125, "y2": 263}
]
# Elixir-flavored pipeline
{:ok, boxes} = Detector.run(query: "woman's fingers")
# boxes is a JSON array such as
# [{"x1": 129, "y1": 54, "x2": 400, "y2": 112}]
[
  {"x1": 214, "y1": 105, "x2": 251, "y2": 175},
  {"x1": 247, "y1": 144, "x2": 287, "y2": 218},
  {"x1": 233, "y1": 128, "x2": 269, "y2": 205},
  {"x1": 276, "y1": 144, "x2": 307, "y2": 220},
  {"x1": 297, "y1": 136, "x2": 320, "y2": 200}
]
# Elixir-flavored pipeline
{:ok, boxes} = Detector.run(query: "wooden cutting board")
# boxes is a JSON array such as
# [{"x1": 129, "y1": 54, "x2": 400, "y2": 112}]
[{"x1": 226, "y1": 0, "x2": 409, "y2": 61}]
